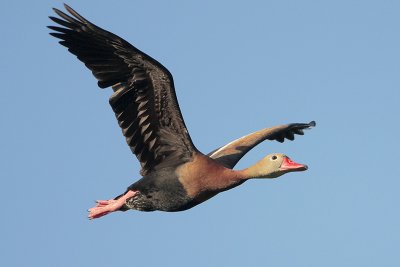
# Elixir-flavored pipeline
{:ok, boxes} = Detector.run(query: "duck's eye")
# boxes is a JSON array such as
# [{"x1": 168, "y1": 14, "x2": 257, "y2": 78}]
[{"x1": 272, "y1": 155, "x2": 277, "y2": 160}]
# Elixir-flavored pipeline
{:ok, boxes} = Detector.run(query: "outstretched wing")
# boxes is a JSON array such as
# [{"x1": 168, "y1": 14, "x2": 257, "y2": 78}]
[
  {"x1": 49, "y1": 4, "x2": 197, "y2": 175},
  {"x1": 208, "y1": 121, "x2": 315, "y2": 168}
]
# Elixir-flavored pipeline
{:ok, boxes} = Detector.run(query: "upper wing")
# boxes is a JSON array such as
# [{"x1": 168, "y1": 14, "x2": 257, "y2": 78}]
[
  {"x1": 49, "y1": 4, "x2": 197, "y2": 175},
  {"x1": 208, "y1": 121, "x2": 315, "y2": 168}
]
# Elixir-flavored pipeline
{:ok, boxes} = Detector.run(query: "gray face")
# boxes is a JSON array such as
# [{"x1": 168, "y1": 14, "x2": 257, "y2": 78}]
[{"x1": 257, "y1": 153, "x2": 307, "y2": 179}]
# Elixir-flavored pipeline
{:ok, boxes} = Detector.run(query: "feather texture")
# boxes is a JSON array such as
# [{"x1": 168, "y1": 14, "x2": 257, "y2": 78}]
[{"x1": 49, "y1": 4, "x2": 197, "y2": 175}]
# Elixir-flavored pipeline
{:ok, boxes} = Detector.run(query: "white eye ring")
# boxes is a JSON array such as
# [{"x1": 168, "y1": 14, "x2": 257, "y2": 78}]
[{"x1": 271, "y1": 155, "x2": 277, "y2": 160}]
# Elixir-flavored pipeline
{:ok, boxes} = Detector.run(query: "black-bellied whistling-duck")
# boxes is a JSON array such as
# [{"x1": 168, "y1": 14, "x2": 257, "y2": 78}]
[{"x1": 49, "y1": 5, "x2": 316, "y2": 219}]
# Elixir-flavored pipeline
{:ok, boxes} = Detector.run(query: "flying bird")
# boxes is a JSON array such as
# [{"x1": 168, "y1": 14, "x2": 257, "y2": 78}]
[{"x1": 48, "y1": 4, "x2": 315, "y2": 219}]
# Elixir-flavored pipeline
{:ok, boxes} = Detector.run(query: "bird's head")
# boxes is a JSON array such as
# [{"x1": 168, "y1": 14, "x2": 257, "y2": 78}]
[{"x1": 247, "y1": 153, "x2": 308, "y2": 179}]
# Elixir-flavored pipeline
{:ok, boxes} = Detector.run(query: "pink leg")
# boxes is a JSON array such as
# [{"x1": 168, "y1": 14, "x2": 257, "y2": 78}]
[{"x1": 88, "y1": 190, "x2": 137, "y2": 220}]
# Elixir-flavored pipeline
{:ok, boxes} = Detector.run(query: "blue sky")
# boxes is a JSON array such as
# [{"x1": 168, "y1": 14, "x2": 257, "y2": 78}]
[{"x1": 1, "y1": 0, "x2": 400, "y2": 266}]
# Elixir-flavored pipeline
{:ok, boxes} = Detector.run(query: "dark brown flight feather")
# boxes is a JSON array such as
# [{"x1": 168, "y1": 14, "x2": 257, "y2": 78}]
[{"x1": 49, "y1": 4, "x2": 197, "y2": 175}]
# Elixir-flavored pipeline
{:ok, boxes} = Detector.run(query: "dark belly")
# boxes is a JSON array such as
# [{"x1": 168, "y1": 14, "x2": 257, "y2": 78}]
[
  {"x1": 125, "y1": 172, "x2": 196, "y2": 212},
  {"x1": 123, "y1": 168, "x2": 243, "y2": 212}
]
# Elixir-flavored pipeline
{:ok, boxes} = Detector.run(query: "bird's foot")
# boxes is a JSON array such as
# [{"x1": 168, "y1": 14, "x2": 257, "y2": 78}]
[{"x1": 88, "y1": 190, "x2": 137, "y2": 220}]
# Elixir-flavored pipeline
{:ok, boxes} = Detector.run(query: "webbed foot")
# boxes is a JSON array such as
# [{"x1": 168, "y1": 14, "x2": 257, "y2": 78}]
[{"x1": 88, "y1": 190, "x2": 137, "y2": 220}]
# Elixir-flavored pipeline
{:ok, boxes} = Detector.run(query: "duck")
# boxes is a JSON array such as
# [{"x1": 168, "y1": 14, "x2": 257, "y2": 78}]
[{"x1": 48, "y1": 4, "x2": 316, "y2": 219}]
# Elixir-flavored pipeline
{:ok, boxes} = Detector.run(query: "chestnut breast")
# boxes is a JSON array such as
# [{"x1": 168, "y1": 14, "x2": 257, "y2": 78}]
[{"x1": 176, "y1": 153, "x2": 241, "y2": 201}]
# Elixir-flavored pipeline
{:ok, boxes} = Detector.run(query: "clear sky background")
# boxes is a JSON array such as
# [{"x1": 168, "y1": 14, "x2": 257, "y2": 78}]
[{"x1": 1, "y1": 1, "x2": 400, "y2": 266}]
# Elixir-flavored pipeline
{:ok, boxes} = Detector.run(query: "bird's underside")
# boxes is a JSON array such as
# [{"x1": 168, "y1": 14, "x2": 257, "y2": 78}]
[
  {"x1": 48, "y1": 4, "x2": 315, "y2": 220},
  {"x1": 88, "y1": 121, "x2": 315, "y2": 219}
]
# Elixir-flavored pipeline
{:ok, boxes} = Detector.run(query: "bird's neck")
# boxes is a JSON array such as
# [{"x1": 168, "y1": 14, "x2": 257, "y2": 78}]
[
  {"x1": 214, "y1": 165, "x2": 268, "y2": 192},
  {"x1": 219, "y1": 164, "x2": 267, "y2": 187},
  {"x1": 234, "y1": 162, "x2": 271, "y2": 180}
]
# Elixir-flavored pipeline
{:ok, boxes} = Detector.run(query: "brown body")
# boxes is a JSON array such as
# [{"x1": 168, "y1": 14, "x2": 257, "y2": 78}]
[{"x1": 122, "y1": 154, "x2": 243, "y2": 212}]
